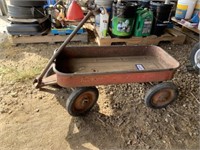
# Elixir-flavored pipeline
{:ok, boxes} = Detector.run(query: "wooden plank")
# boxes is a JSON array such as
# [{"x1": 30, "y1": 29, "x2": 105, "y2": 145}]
[
  {"x1": 94, "y1": 27, "x2": 185, "y2": 46},
  {"x1": 173, "y1": 26, "x2": 199, "y2": 42},
  {"x1": 11, "y1": 32, "x2": 88, "y2": 44},
  {"x1": 165, "y1": 28, "x2": 186, "y2": 44},
  {"x1": 171, "y1": 17, "x2": 200, "y2": 34},
  {"x1": 166, "y1": 28, "x2": 184, "y2": 37}
]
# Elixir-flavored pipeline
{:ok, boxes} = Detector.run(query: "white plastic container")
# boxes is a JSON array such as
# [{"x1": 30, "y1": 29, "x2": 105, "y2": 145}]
[
  {"x1": 99, "y1": 9, "x2": 109, "y2": 37},
  {"x1": 95, "y1": 7, "x2": 111, "y2": 26},
  {"x1": 95, "y1": 0, "x2": 112, "y2": 26},
  {"x1": 192, "y1": 0, "x2": 200, "y2": 17},
  {"x1": 175, "y1": 0, "x2": 197, "y2": 20}
]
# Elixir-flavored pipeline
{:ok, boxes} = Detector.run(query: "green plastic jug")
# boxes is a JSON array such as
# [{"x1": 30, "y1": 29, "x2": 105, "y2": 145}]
[
  {"x1": 134, "y1": 8, "x2": 153, "y2": 37},
  {"x1": 112, "y1": 1, "x2": 138, "y2": 38}
]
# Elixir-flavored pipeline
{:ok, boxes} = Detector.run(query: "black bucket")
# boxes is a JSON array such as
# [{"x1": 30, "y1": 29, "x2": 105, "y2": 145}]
[
  {"x1": 150, "y1": 1, "x2": 173, "y2": 36},
  {"x1": 138, "y1": 0, "x2": 150, "y2": 8},
  {"x1": 111, "y1": 1, "x2": 138, "y2": 38}
]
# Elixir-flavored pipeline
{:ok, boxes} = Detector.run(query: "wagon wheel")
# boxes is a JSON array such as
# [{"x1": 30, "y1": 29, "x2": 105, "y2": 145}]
[
  {"x1": 66, "y1": 87, "x2": 99, "y2": 116},
  {"x1": 144, "y1": 82, "x2": 178, "y2": 109},
  {"x1": 190, "y1": 42, "x2": 200, "y2": 73}
]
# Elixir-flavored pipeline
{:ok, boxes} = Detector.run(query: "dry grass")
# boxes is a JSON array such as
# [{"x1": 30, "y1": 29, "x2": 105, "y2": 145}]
[{"x1": 0, "y1": 64, "x2": 43, "y2": 83}]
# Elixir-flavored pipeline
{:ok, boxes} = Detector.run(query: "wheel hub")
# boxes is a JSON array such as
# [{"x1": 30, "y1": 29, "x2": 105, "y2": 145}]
[
  {"x1": 152, "y1": 89, "x2": 174, "y2": 107},
  {"x1": 82, "y1": 98, "x2": 89, "y2": 105},
  {"x1": 74, "y1": 92, "x2": 95, "y2": 112}
]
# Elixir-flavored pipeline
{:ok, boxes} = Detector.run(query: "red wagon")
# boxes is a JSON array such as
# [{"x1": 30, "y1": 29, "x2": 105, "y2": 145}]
[
  {"x1": 39, "y1": 45, "x2": 180, "y2": 116},
  {"x1": 34, "y1": 8, "x2": 180, "y2": 116}
]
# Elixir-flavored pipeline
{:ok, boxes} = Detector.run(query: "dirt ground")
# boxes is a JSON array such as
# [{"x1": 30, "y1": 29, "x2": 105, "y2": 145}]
[{"x1": 0, "y1": 22, "x2": 200, "y2": 150}]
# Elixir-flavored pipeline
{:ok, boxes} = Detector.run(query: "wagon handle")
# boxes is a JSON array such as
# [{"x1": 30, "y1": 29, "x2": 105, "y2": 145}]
[{"x1": 33, "y1": 8, "x2": 100, "y2": 88}]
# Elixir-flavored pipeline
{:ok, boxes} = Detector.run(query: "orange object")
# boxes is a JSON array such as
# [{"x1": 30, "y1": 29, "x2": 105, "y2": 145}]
[{"x1": 66, "y1": 0, "x2": 84, "y2": 21}]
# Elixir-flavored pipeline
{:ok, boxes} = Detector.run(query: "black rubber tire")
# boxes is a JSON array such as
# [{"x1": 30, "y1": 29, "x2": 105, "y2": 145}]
[
  {"x1": 8, "y1": 16, "x2": 48, "y2": 24},
  {"x1": 189, "y1": 42, "x2": 200, "y2": 73},
  {"x1": 0, "y1": 0, "x2": 8, "y2": 16},
  {"x1": 66, "y1": 87, "x2": 99, "y2": 116},
  {"x1": 10, "y1": 0, "x2": 46, "y2": 7},
  {"x1": 8, "y1": 5, "x2": 45, "y2": 19},
  {"x1": 7, "y1": 19, "x2": 51, "y2": 35},
  {"x1": 145, "y1": 82, "x2": 178, "y2": 109}
]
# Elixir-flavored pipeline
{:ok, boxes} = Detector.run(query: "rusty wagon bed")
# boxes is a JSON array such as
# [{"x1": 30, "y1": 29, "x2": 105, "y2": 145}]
[
  {"x1": 39, "y1": 45, "x2": 180, "y2": 116},
  {"x1": 52, "y1": 45, "x2": 179, "y2": 88}
]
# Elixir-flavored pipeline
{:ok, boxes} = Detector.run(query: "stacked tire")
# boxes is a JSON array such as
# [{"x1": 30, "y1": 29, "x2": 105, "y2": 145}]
[
  {"x1": 0, "y1": 0, "x2": 8, "y2": 16},
  {"x1": 7, "y1": 0, "x2": 51, "y2": 35}
]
